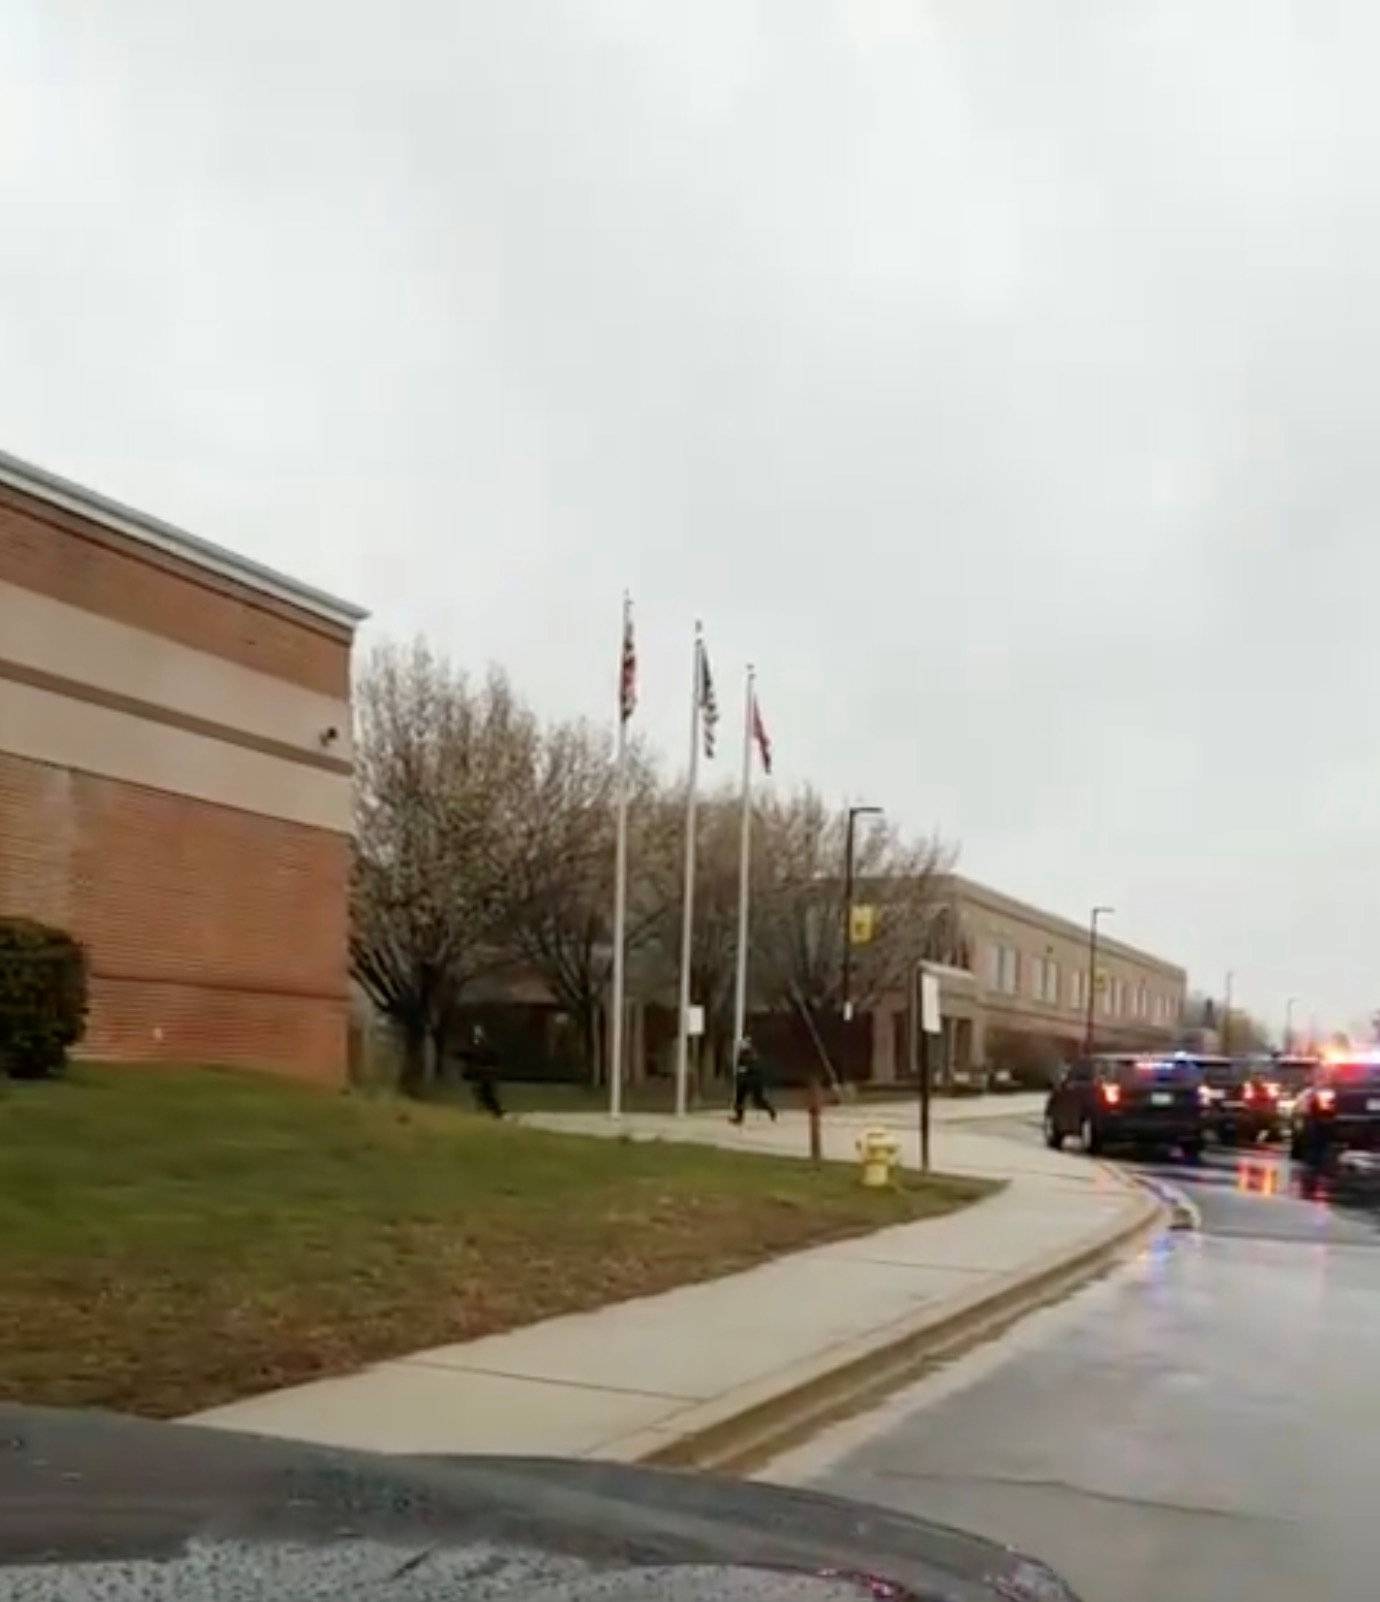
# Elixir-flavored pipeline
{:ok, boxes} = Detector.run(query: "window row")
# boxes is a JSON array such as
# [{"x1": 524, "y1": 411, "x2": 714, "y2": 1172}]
[{"x1": 986, "y1": 943, "x2": 1179, "y2": 1024}]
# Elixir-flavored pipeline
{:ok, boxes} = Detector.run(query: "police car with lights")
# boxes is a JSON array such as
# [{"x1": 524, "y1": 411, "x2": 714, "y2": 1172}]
[
  {"x1": 1289, "y1": 1052, "x2": 1380, "y2": 1166},
  {"x1": 1265, "y1": 1054, "x2": 1318, "y2": 1130},
  {"x1": 1044, "y1": 1052, "x2": 1206, "y2": 1159},
  {"x1": 1199, "y1": 1055, "x2": 1285, "y2": 1144}
]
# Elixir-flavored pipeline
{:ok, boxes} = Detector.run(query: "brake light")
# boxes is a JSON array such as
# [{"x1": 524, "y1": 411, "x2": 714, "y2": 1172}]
[
  {"x1": 1243, "y1": 1082, "x2": 1256, "y2": 1102},
  {"x1": 1265, "y1": 1082, "x2": 1280, "y2": 1100},
  {"x1": 1317, "y1": 1087, "x2": 1337, "y2": 1112},
  {"x1": 1100, "y1": 1082, "x2": 1122, "y2": 1107},
  {"x1": 1198, "y1": 1085, "x2": 1212, "y2": 1108}
]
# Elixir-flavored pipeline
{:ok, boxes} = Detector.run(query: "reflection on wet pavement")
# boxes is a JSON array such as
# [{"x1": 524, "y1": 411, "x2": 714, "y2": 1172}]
[
  {"x1": 1125, "y1": 1141, "x2": 1380, "y2": 1241},
  {"x1": 778, "y1": 1126, "x2": 1380, "y2": 1602}
]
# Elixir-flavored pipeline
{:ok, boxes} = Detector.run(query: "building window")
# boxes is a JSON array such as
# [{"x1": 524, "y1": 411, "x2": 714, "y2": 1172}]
[
  {"x1": 991, "y1": 943, "x2": 1020, "y2": 995},
  {"x1": 1136, "y1": 982, "x2": 1147, "y2": 1020},
  {"x1": 1114, "y1": 978, "x2": 1126, "y2": 1017},
  {"x1": 1030, "y1": 954, "x2": 1059, "y2": 1003},
  {"x1": 1069, "y1": 969, "x2": 1084, "y2": 1011}
]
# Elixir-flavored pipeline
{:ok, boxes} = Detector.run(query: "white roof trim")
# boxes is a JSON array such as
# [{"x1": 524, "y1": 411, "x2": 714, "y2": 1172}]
[
  {"x1": 939, "y1": 873, "x2": 1184, "y2": 978},
  {"x1": 0, "y1": 448, "x2": 367, "y2": 630}
]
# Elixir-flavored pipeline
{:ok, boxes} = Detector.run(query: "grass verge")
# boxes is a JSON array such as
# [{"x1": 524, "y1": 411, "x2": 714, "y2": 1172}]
[{"x1": 0, "y1": 1065, "x2": 995, "y2": 1418}]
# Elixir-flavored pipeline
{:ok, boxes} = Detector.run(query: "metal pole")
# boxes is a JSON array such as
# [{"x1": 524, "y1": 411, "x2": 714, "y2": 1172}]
[
  {"x1": 673, "y1": 624, "x2": 703, "y2": 1118},
  {"x1": 917, "y1": 963, "x2": 932, "y2": 1173},
  {"x1": 1084, "y1": 906, "x2": 1113, "y2": 1059},
  {"x1": 908, "y1": 960, "x2": 918, "y2": 1089},
  {"x1": 841, "y1": 804, "x2": 881, "y2": 1031},
  {"x1": 608, "y1": 601, "x2": 632, "y2": 1118},
  {"x1": 731, "y1": 666, "x2": 755, "y2": 1063},
  {"x1": 1222, "y1": 970, "x2": 1234, "y2": 1056},
  {"x1": 1283, "y1": 996, "x2": 1296, "y2": 1055},
  {"x1": 841, "y1": 808, "x2": 858, "y2": 1025}
]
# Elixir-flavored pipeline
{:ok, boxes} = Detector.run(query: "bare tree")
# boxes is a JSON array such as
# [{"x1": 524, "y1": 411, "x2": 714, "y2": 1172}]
[
  {"x1": 750, "y1": 788, "x2": 954, "y2": 1071},
  {"x1": 350, "y1": 641, "x2": 537, "y2": 1093},
  {"x1": 638, "y1": 787, "x2": 752, "y2": 1084},
  {"x1": 503, "y1": 722, "x2": 671, "y2": 1079}
]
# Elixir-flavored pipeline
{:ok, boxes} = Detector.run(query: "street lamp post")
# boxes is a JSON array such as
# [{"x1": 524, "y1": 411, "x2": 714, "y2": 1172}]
[
  {"x1": 841, "y1": 805, "x2": 883, "y2": 1026},
  {"x1": 1222, "y1": 971, "x2": 1234, "y2": 1055},
  {"x1": 1084, "y1": 906, "x2": 1114, "y2": 1060},
  {"x1": 1283, "y1": 996, "x2": 1296, "y2": 1055}
]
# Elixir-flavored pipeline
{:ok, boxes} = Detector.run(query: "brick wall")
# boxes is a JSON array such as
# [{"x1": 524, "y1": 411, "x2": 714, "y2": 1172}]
[
  {"x1": 0, "y1": 750, "x2": 348, "y2": 1082},
  {"x1": 0, "y1": 485, "x2": 350, "y2": 698}
]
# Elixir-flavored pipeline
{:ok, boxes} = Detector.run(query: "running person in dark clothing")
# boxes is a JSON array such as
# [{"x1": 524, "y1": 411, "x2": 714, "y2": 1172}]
[
  {"x1": 730, "y1": 1036, "x2": 777, "y2": 1124},
  {"x1": 462, "y1": 1025, "x2": 505, "y2": 1119}
]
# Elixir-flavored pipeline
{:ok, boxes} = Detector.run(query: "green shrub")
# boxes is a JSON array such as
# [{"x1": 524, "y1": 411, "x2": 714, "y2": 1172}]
[{"x1": 0, "y1": 918, "x2": 89, "y2": 1080}]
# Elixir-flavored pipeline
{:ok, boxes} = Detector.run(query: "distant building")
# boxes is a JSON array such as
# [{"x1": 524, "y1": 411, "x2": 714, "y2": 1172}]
[
  {"x1": 417, "y1": 871, "x2": 1186, "y2": 1091},
  {"x1": 0, "y1": 450, "x2": 365, "y2": 1081},
  {"x1": 868, "y1": 874, "x2": 1186, "y2": 1085}
]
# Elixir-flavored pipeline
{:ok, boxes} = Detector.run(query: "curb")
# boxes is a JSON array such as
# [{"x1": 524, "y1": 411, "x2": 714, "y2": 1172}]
[
  {"x1": 603, "y1": 1182, "x2": 1163, "y2": 1475},
  {"x1": 1128, "y1": 1171, "x2": 1202, "y2": 1231}
]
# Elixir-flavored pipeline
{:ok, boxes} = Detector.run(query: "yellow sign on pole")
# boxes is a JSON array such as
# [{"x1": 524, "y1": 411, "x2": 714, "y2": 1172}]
[{"x1": 849, "y1": 904, "x2": 876, "y2": 945}]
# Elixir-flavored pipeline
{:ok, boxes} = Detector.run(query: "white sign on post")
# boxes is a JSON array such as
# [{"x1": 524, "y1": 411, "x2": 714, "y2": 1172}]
[
  {"x1": 685, "y1": 1004, "x2": 705, "y2": 1038},
  {"x1": 920, "y1": 972, "x2": 942, "y2": 1035}
]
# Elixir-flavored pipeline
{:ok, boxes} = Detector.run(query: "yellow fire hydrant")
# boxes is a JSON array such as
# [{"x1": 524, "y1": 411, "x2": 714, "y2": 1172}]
[{"x1": 857, "y1": 1127, "x2": 901, "y2": 1188}]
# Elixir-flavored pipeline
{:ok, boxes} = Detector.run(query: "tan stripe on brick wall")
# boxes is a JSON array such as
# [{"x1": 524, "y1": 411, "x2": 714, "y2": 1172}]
[
  {"x1": 0, "y1": 675, "x2": 351, "y2": 833},
  {"x1": 0, "y1": 577, "x2": 351, "y2": 770},
  {"x1": 0, "y1": 485, "x2": 351, "y2": 698}
]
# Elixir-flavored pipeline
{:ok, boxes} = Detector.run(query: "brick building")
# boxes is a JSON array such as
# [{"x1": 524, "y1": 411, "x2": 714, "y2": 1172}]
[
  {"x1": 866, "y1": 874, "x2": 1186, "y2": 1086},
  {"x1": 0, "y1": 450, "x2": 365, "y2": 1081}
]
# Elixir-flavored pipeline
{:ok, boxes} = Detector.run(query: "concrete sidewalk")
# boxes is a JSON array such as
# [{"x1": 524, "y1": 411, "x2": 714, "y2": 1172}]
[
  {"x1": 189, "y1": 1107, "x2": 1150, "y2": 1463},
  {"x1": 923, "y1": 1090, "x2": 1046, "y2": 1124},
  {"x1": 518, "y1": 1095, "x2": 1058, "y2": 1188}
]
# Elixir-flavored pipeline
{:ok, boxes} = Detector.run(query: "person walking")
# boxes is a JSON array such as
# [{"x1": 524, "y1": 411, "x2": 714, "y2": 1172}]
[
  {"x1": 462, "y1": 1024, "x2": 506, "y2": 1119},
  {"x1": 730, "y1": 1035, "x2": 777, "y2": 1124}
]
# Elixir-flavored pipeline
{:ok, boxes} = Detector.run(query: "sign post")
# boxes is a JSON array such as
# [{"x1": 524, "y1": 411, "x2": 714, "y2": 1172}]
[
  {"x1": 917, "y1": 965, "x2": 942, "y2": 1173},
  {"x1": 684, "y1": 1005, "x2": 705, "y2": 1106}
]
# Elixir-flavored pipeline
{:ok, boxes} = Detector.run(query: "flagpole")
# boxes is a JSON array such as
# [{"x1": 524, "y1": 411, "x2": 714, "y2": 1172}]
[
  {"x1": 731, "y1": 665, "x2": 755, "y2": 1062},
  {"x1": 673, "y1": 622, "x2": 703, "y2": 1118},
  {"x1": 609, "y1": 593, "x2": 632, "y2": 1119}
]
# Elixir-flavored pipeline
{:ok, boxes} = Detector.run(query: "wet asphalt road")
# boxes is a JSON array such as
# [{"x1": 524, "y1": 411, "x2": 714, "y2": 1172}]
[{"x1": 762, "y1": 1124, "x2": 1380, "y2": 1602}]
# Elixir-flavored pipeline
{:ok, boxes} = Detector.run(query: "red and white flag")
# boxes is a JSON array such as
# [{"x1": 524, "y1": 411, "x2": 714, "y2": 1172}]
[
  {"x1": 751, "y1": 692, "x2": 772, "y2": 774},
  {"x1": 619, "y1": 596, "x2": 636, "y2": 723}
]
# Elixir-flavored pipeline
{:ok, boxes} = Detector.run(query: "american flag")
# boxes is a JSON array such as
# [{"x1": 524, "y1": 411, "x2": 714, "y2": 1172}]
[
  {"x1": 751, "y1": 692, "x2": 772, "y2": 774},
  {"x1": 698, "y1": 638, "x2": 719, "y2": 759},
  {"x1": 619, "y1": 596, "x2": 636, "y2": 722}
]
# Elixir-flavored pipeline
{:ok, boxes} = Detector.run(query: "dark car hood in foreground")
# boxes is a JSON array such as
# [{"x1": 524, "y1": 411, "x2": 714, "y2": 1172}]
[{"x1": 0, "y1": 1404, "x2": 1079, "y2": 1602}]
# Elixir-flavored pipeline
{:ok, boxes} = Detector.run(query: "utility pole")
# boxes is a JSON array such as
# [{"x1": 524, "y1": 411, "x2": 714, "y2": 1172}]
[
  {"x1": 1222, "y1": 970, "x2": 1234, "y2": 1055},
  {"x1": 1084, "y1": 906, "x2": 1114, "y2": 1059},
  {"x1": 840, "y1": 804, "x2": 882, "y2": 1026},
  {"x1": 1283, "y1": 996, "x2": 1296, "y2": 1055},
  {"x1": 907, "y1": 959, "x2": 935, "y2": 1171}
]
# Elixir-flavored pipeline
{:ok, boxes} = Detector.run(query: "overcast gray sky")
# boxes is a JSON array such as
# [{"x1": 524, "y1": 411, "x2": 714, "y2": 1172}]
[{"x1": 4, "y1": 1, "x2": 1377, "y2": 1035}]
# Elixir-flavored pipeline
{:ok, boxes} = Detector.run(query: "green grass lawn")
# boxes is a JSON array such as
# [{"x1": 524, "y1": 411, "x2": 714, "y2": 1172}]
[{"x1": 0, "y1": 1065, "x2": 994, "y2": 1419}]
